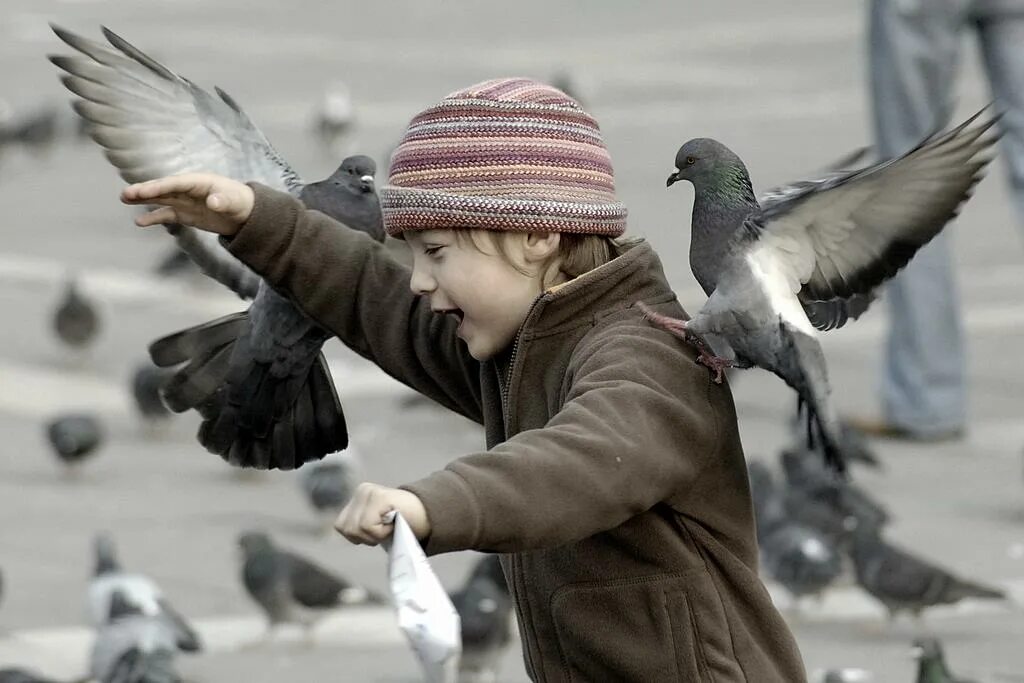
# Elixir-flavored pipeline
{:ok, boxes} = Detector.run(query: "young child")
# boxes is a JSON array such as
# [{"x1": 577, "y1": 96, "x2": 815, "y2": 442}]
[{"x1": 123, "y1": 78, "x2": 806, "y2": 682}]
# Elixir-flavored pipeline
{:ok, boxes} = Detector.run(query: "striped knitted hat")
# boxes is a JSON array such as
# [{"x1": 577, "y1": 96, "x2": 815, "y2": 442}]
[{"x1": 379, "y1": 77, "x2": 627, "y2": 237}]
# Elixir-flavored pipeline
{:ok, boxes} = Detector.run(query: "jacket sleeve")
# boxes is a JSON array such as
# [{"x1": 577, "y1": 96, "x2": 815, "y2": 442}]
[
  {"x1": 401, "y1": 325, "x2": 722, "y2": 554},
  {"x1": 222, "y1": 182, "x2": 483, "y2": 422}
]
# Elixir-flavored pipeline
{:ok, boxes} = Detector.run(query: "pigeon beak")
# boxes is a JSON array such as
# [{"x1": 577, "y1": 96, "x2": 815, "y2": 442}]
[
  {"x1": 666, "y1": 171, "x2": 681, "y2": 187},
  {"x1": 360, "y1": 175, "x2": 374, "y2": 184}
]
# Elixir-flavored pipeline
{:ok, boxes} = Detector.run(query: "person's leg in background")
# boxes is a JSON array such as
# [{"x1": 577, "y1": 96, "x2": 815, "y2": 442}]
[
  {"x1": 975, "y1": 7, "x2": 1024, "y2": 236},
  {"x1": 863, "y1": 0, "x2": 969, "y2": 439}
]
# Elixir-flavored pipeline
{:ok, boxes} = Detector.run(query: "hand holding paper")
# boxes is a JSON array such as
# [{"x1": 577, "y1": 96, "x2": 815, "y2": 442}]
[{"x1": 334, "y1": 483, "x2": 431, "y2": 545}]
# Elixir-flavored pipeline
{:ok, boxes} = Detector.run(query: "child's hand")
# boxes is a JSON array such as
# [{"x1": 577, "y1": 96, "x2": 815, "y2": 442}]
[
  {"x1": 335, "y1": 483, "x2": 431, "y2": 545},
  {"x1": 120, "y1": 173, "x2": 255, "y2": 237}
]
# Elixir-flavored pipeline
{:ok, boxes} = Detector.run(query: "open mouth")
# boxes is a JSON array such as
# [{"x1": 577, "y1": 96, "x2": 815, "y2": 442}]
[{"x1": 435, "y1": 308, "x2": 465, "y2": 324}]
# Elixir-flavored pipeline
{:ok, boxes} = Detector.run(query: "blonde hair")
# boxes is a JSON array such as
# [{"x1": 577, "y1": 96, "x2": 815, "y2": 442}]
[{"x1": 453, "y1": 230, "x2": 619, "y2": 288}]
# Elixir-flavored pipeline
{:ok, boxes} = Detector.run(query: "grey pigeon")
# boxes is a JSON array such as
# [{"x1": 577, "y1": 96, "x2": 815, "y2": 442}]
[
  {"x1": 912, "y1": 637, "x2": 978, "y2": 683},
  {"x1": 450, "y1": 555, "x2": 513, "y2": 683},
  {"x1": 238, "y1": 531, "x2": 384, "y2": 634},
  {"x1": 90, "y1": 591, "x2": 181, "y2": 683},
  {"x1": 819, "y1": 670, "x2": 874, "y2": 683},
  {"x1": 780, "y1": 447, "x2": 890, "y2": 543},
  {"x1": 89, "y1": 533, "x2": 201, "y2": 653},
  {"x1": 153, "y1": 248, "x2": 195, "y2": 277},
  {"x1": 130, "y1": 361, "x2": 174, "y2": 428},
  {"x1": 46, "y1": 413, "x2": 103, "y2": 469},
  {"x1": 747, "y1": 461, "x2": 842, "y2": 602},
  {"x1": 0, "y1": 102, "x2": 59, "y2": 151},
  {"x1": 297, "y1": 450, "x2": 361, "y2": 533},
  {"x1": 53, "y1": 277, "x2": 99, "y2": 350},
  {"x1": 849, "y1": 526, "x2": 1006, "y2": 620},
  {"x1": 643, "y1": 110, "x2": 998, "y2": 474},
  {"x1": 0, "y1": 670, "x2": 65, "y2": 683},
  {"x1": 50, "y1": 26, "x2": 386, "y2": 470}
]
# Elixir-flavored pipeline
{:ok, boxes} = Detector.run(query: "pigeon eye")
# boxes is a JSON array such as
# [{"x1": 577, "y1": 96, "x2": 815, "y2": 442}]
[{"x1": 685, "y1": 156, "x2": 696, "y2": 165}]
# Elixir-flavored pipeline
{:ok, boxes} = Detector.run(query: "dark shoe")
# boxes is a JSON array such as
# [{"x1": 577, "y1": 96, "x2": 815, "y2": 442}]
[{"x1": 843, "y1": 416, "x2": 964, "y2": 443}]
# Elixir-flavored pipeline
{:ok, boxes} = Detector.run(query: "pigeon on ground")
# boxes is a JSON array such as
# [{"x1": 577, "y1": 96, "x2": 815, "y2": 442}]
[
  {"x1": 642, "y1": 111, "x2": 998, "y2": 474},
  {"x1": 50, "y1": 26, "x2": 386, "y2": 470},
  {"x1": 450, "y1": 555, "x2": 513, "y2": 683},
  {"x1": 816, "y1": 669, "x2": 874, "y2": 683},
  {"x1": 912, "y1": 637, "x2": 978, "y2": 683},
  {"x1": 46, "y1": 414, "x2": 103, "y2": 471},
  {"x1": 297, "y1": 449, "x2": 361, "y2": 533},
  {"x1": 53, "y1": 277, "x2": 99, "y2": 351},
  {"x1": 238, "y1": 531, "x2": 384, "y2": 636},
  {"x1": 90, "y1": 591, "x2": 182, "y2": 683},
  {"x1": 130, "y1": 361, "x2": 174, "y2": 431},
  {"x1": 0, "y1": 102, "x2": 59, "y2": 151},
  {"x1": 0, "y1": 670, "x2": 66, "y2": 683},
  {"x1": 780, "y1": 447, "x2": 890, "y2": 544},
  {"x1": 747, "y1": 461, "x2": 843, "y2": 603},
  {"x1": 89, "y1": 533, "x2": 201, "y2": 653},
  {"x1": 848, "y1": 526, "x2": 1006, "y2": 621}
]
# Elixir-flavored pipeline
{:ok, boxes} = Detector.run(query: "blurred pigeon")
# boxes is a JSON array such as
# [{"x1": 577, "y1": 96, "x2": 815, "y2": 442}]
[
  {"x1": 747, "y1": 461, "x2": 842, "y2": 602},
  {"x1": 550, "y1": 70, "x2": 584, "y2": 106},
  {"x1": 642, "y1": 110, "x2": 998, "y2": 474},
  {"x1": 849, "y1": 526, "x2": 1006, "y2": 620},
  {"x1": 238, "y1": 531, "x2": 384, "y2": 636},
  {"x1": 451, "y1": 555, "x2": 513, "y2": 683},
  {"x1": 313, "y1": 82, "x2": 356, "y2": 157},
  {"x1": 817, "y1": 669, "x2": 874, "y2": 683},
  {"x1": 51, "y1": 26, "x2": 386, "y2": 470},
  {"x1": 780, "y1": 447, "x2": 890, "y2": 541},
  {"x1": 46, "y1": 413, "x2": 103, "y2": 471},
  {"x1": 90, "y1": 591, "x2": 181, "y2": 683},
  {"x1": 130, "y1": 361, "x2": 173, "y2": 431},
  {"x1": 0, "y1": 102, "x2": 59, "y2": 150},
  {"x1": 790, "y1": 408, "x2": 882, "y2": 469},
  {"x1": 152, "y1": 248, "x2": 195, "y2": 277},
  {"x1": 297, "y1": 449, "x2": 361, "y2": 533},
  {"x1": 912, "y1": 637, "x2": 977, "y2": 683},
  {"x1": 52, "y1": 277, "x2": 99, "y2": 351},
  {"x1": 0, "y1": 670, "x2": 65, "y2": 683},
  {"x1": 89, "y1": 533, "x2": 201, "y2": 652}
]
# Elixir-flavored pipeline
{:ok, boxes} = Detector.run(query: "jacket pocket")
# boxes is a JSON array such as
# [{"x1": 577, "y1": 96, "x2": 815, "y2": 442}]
[
  {"x1": 549, "y1": 573, "x2": 709, "y2": 682},
  {"x1": 665, "y1": 589, "x2": 711, "y2": 682}
]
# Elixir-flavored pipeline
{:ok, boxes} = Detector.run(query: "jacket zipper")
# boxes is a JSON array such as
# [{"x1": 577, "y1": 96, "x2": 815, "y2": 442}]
[{"x1": 501, "y1": 293, "x2": 549, "y2": 436}]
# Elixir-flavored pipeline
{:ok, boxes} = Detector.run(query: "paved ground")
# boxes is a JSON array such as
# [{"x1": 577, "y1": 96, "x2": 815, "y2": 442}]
[{"x1": 2, "y1": 0, "x2": 1023, "y2": 681}]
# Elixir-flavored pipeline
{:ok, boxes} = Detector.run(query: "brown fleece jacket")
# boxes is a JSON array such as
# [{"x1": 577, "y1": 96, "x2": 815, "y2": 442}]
[{"x1": 224, "y1": 183, "x2": 807, "y2": 682}]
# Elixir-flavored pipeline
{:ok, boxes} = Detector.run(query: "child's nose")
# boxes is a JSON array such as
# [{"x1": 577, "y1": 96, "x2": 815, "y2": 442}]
[{"x1": 409, "y1": 265, "x2": 436, "y2": 296}]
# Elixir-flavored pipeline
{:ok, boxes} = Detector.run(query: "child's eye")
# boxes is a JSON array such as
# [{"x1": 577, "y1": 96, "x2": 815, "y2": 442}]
[{"x1": 424, "y1": 246, "x2": 444, "y2": 258}]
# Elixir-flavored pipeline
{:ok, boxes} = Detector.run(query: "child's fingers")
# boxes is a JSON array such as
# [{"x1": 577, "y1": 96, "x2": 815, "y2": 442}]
[
  {"x1": 135, "y1": 206, "x2": 178, "y2": 227},
  {"x1": 121, "y1": 174, "x2": 210, "y2": 204}
]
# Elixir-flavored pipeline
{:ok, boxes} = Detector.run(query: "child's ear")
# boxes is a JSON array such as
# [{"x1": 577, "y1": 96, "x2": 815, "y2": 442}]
[{"x1": 523, "y1": 231, "x2": 561, "y2": 263}]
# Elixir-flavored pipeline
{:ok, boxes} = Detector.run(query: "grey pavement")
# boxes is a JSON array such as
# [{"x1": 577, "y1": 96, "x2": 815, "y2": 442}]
[{"x1": 2, "y1": 1, "x2": 1023, "y2": 681}]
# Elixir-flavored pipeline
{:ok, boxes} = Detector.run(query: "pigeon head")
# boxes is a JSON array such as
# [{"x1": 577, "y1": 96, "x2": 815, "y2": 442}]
[
  {"x1": 334, "y1": 155, "x2": 377, "y2": 194},
  {"x1": 667, "y1": 138, "x2": 756, "y2": 203},
  {"x1": 237, "y1": 531, "x2": 275, "y2": 558},
  {"x1": 910, "y1": 637, "x2": 944, "y2": 662},
  {"x1": 94, "y1": 532, "x2": 121, "y2": 576}
]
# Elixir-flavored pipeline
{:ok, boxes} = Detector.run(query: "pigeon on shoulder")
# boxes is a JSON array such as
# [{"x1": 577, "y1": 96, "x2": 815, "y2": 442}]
[
  {"x1": 644, "y1": 111, "x2": 997, "y2": 474},
  {"x1": 50, "y1": 26, "x2": 385, "y2": 470}
]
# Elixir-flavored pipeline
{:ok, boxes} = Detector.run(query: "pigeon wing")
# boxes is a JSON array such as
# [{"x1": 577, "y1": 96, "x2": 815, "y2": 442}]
[
  {"x1": 283, "y1": 552, "x2": 350, "y2": 608},
  {"x1": 49, "y1": 25, "x2": 301, "y2": 190},
  {"x1": 746, "y1": 109, "x2": 997, "y2": 329}
]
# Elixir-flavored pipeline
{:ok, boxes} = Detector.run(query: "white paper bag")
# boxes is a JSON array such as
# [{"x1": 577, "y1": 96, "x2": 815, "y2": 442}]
[{"x1": 382, "y1": 510, "x2": 461, "y2": 683}]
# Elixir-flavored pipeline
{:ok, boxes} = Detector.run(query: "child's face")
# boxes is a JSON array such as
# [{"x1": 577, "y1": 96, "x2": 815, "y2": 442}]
[{"x1": 406, "y1": 229, "x2": 555, "y2": 361}]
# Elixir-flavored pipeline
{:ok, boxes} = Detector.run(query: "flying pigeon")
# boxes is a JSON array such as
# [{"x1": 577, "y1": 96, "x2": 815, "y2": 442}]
[
  {"x1": 451, "y1": 554, "x2": 513, "y2": 683},
  {"x1": 643, "y1": 111, "x2": 998, "y2": 474},
  {"x1": 297, "y1": 449, "x2": 361, "y2": 533},
  {"x1": 848, "y1": 526, "x2": 1006, "y2": 621},
  {"x1": 130, "y1": 361, "x2": 174, "y2": 431},
  {"x1": 46, "y1": 413, "x2": 103, "y2": 472},
  {"x1": 237, "y1": 531, "x2": 385, "y2": 636},
  {"x1": 90, "y1": 590, "x2": 182, "y2": 683},
  {"x1": 312, "y1": 82, "x2": 356, "y2": 157},
  {"x1": 89, "y1": 533, "x2": 202, "y2": 653},
  {"x1": 747, "y1": 461, "x2": 842, "y2": 603},
  {"x1": 50, "y1": 25, "x2": 386, "y2": 470},
  {"x1": 52, "y1": 276, "x2": 99, "y2": 351},
  {"x1": 912, "y1": 637, "x2": 978, "y2": 683}
]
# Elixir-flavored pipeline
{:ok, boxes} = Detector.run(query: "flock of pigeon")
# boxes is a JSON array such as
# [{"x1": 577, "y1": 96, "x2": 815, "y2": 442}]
[{"x1": 0, "y1": 17, "x2": 1013, "y2": 683}]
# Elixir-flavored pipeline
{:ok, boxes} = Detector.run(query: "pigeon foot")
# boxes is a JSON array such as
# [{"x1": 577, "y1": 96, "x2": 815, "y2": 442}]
[
  {"x1": 696, "y1": 350, "x2": 733, "y2": 384},
  {"x1": 637, "y1": 302, "x2": 733, "y2": 382}
]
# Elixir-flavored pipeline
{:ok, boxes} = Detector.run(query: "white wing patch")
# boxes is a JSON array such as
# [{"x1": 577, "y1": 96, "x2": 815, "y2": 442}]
[{"x1": 745, "y1": 247, "x2": 817, "y2": 337}]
